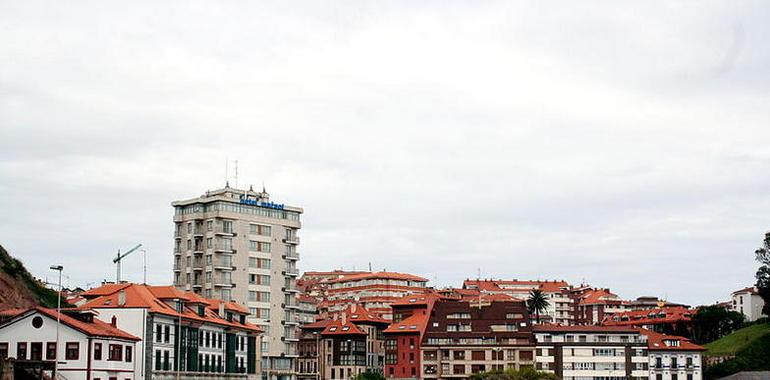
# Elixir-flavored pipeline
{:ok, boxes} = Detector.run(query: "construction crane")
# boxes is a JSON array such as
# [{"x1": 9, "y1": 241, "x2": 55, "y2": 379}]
[{"x1": 113, "y1": 243, "x2": 142, "y2": 283}]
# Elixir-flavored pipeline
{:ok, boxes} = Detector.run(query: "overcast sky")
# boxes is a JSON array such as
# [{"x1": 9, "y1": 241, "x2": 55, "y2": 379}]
[{"x1": 1, "y1": 1, "x2": 769, "y2": 306}]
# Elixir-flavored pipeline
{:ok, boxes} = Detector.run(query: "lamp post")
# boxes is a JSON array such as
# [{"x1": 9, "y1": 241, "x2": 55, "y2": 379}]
[
  {"x1": 50, "y1": 265, "x2": 63, "y2": 380},
  {"x1": 174, "y1": 298, "x2": 182, "y2": 380}
]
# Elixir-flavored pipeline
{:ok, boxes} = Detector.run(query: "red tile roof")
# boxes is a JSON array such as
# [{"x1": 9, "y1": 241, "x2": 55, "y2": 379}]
[
  {"x1": 343, "y1": 304, "x2": 390, "y2": 325},
  {"x1": 327, "y1": 272, "x2": 428, "y2": 284},
  {"x1": 321, "y1": 319, "x2": 366, "y2": 336},
  {"x1": 732, "y1": 287, "x2": 758, "y2": 295},
  {"x1": 81, "y1": 283, "x2": 260, "y2": 332},
  {"x1": 639, "y1": 329, "x2": 705, "y2": 351},
  {"x1": 463, "y1": 279, "x2": 570, "y2": 293},
  {"x1": 602, "y1": 307, "x2": 693, "y2": 327},
  {"x1": 81, "y1": 283, "x2": 132, "y2": 297},
  {"x1": 577, "y1": 288, "x2": 621, "y2": 305},
  {"x1": 384, "y1": 311, "x2": 429, "y2": 334},
  {"x1": 5, "y1": 308, "x2": 142, "y2": 341},
  {"x1": 0, "y1": 309, "x2": 27, "y2": 318}
]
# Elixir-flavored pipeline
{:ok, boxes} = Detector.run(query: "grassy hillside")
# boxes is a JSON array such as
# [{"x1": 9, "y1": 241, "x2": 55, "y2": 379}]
[
  {"x1": 0, "y1": 243, "x2": 64, "y2": 309},
  {"x1": 705, "y1": 322, "x2": 770, "y2": 379},
  {"x1": 706, "y1": 323, "x2": 770, "y2": 356}
]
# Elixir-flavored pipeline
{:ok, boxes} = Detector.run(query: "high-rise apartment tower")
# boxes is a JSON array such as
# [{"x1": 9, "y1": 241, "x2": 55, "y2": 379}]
[{"x1": 172, "y1": 185, "x2": 302, "y2": 380}]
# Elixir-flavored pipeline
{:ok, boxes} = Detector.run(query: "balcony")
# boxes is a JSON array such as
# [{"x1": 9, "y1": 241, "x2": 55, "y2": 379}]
[
  {"x1": 214, "y1": 260, "x2": 234, "y2": 270},
  {"x1": 214, "y1": 278, "x2": 234, "y2": 287},
  {"x1": 282, "y1": 235, "x2": 300, "y2": 245},
  {"x1": 193, "y1": 226, "x2": 205, "y2": 237},
  {"x1": 284, "y1": 268, "x2": 299, "y2": 277},
  {"x1": 214, "y1": 243, "x2": 234, "y2": 253},
  {"x1": 283, "y1": 285, "x2": 300, "y2": 294},
  {"x1": 214, "y1": 224, "x2": 236, "y2": 236},
  {"x1": 174, "y1": 230, "x2": 182, "y2": 238},
  {"x1": 192, "y1": 260, "x2": 205, "y2": 271},
  {"x1": 173, "y1": 263, "x2": 182, "y2": 272}
]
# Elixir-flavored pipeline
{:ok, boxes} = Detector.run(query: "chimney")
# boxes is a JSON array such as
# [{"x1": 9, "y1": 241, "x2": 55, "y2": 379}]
[
  {"x1": 111, "y1": 315, "x2": 117, "y2": 328},
  {"x1": 218, "y1": 302, "x2": 225, "y2": 318},
  {"x1": 118, "y1": 290, "x2": 126, "y2": 306}
]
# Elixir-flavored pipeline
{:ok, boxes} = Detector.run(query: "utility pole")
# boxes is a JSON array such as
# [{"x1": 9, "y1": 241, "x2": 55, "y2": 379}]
[{"x1": 50, "y1": 265, "x2": 63, "y2": 380}]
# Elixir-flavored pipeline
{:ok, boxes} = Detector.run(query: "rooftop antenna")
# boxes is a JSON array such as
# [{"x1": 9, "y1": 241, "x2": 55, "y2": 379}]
[
  {"x1": 141, "y1": 248, "x2": 147, "y2": 284},
  {"x1": 368, "y1": 262, "x2": 372, "y2": 272},
  {"x1": 225, "y1": 156, "x2": 229, "y2": 187},
  {"x1": 233, "y1": 159, "x2": 239, "y2": 189},
  {"x1": 113, "y1": 243, "x2": 142, "y2": 283}
]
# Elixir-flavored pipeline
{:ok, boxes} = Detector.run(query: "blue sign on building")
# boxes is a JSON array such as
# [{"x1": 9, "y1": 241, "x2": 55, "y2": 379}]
[{"x1": 239, "y1": 196, "x2": 285, "y2": 210}]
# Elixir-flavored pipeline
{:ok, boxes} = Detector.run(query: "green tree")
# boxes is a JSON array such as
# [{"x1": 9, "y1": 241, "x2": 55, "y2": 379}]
[
  {"x1": 755, "y1": 231, "x2": 770, "y2": 316},
  {"x1": 691, "y1": 305, "x2": 745, "y2": 344},
  {"x1": 527, "y1": 289, "x2": 550, "y2": 325},
  {"x1": 354, "y1": 371, "x2": 385, "y2": 380},
  {"x1": 469, "y1": 368, "x2": 557, "y2": 380}
]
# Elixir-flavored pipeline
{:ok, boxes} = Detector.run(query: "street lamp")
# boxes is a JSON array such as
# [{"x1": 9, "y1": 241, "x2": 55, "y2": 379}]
[{"x1": 50, "y1": 265, "x2": 63, "y2": 380}]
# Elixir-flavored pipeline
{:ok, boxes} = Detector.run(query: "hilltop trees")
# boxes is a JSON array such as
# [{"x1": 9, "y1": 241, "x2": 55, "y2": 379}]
[{"x1": 755, "y1": 231, "x2": 770, "y2": 317}]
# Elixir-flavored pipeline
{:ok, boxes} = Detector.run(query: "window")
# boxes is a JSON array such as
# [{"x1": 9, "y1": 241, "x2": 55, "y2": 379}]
[
  {"x1": 0, "y1": 343, "x2": 7, "y2": 360},
  {"x1": 46, "y1": 342, "x2": 56, "y2": 360},
  {"x1": 17, "y1": 342, "x2": 27, "y2": 360},
  {"x1": 108, "y1": 344, "x2": 123, "y2": 361},
  {"x1": 65, "y1": 342, "x2": 79, "y2": 360},
  {"x1": 164, "y1": 325, "x2": 170, "y2": 343},
  {"x1": 155, "y1": 350, "x2": 162, "y2": 370},
  {"x1": 163, "y1": 350, "x2": 170, "y2": 370},
  {"x1": 156, "y1": 324, "x2": 163, "y2": 342},
  {"x1": 94, "y1": 343, "x2": 102, "y2": 360},
  {"x1": 31, "y1": 342, "x2": 43, "y2": 361},
  {"x1": 125, "y1": 346, "x2": 133, "y2": 363}
]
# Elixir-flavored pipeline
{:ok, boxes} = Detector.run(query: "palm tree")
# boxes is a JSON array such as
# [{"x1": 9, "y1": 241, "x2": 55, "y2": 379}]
[{"x1": 527, "y1": 289, "x2": 550, "y2": 325}]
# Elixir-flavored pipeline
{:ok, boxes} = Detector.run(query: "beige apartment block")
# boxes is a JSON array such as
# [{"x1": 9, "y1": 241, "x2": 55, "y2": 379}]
[{"x1": 172, "y1": 185, "x2": 303, "y2": 380}]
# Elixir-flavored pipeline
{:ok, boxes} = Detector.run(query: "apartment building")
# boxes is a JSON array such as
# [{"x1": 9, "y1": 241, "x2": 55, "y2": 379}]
[
  {"x1": 533, "y1": 325, "x2": 650, "y2": 380},
  {"x1": 641, "y1": 329, "x2": 705, "y2": 380},
  {"x1": 603, "y1": 307, "x2": 694, "y2": 335},
  {"x1": 80, "y1": 283, "x2": 261, "y2": 380},
  {"x1": 572, "y1": 288, "x2": 628, "y2": 325},
  {"x1": 297, "y1": 305, "x2": 389, "y2": 380},
  {"x1": 627, "y1": 297, "x2": 689, "y2": 311},
  {"x1": 383, "y1": 294, "x2": 441, "y2": 380},
  {"x1": 731, "y1": 287, "x2": 767, "y2": 322},
  {"x1": 0, "y1": 307, "x2": 140, "y2": 380},
  {"x1": 420, "y1": 299, "x2": 536, "y2": 378},
  {"x1": 172, "y1": 185, "x2": 303, "y2": 380},
  {"x1": 462, "y1": 280, "x2": 574, "y2": 325},
  {"x1": 319, "y1": 272, "x2": 429, "y2": 320}
]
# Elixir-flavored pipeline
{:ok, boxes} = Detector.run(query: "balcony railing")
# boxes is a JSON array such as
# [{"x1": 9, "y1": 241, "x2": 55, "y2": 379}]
[
  {"x1": 284, "y1": 268, "x2": 299, "y2": 277},
  {"x1": 214, "y1": 243, "x2": 234, "y2": 252},
  {"x1": 282, "y1": 235, "x2": 300, "y2": 245},
  {"x1": 284, "y1": 250, "x2": 300, "y2": 260}
]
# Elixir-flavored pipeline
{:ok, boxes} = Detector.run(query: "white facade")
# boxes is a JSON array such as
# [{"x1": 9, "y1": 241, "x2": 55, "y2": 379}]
[
  {"x1": 648, "y1": 350, "x2": 703, "y2": 380},
  {"x1": 534, "y1": 329, "x2": 649, "y2": 380},
  {"x1": 89, "y1": 307, "x2": 255, "y2": 380},
  {"x1": 731, "y1": 288, "x2": 766, "y2": 322},
  {"x1": 0, "y1": 310, "x2": 138, "y2": 380}
]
